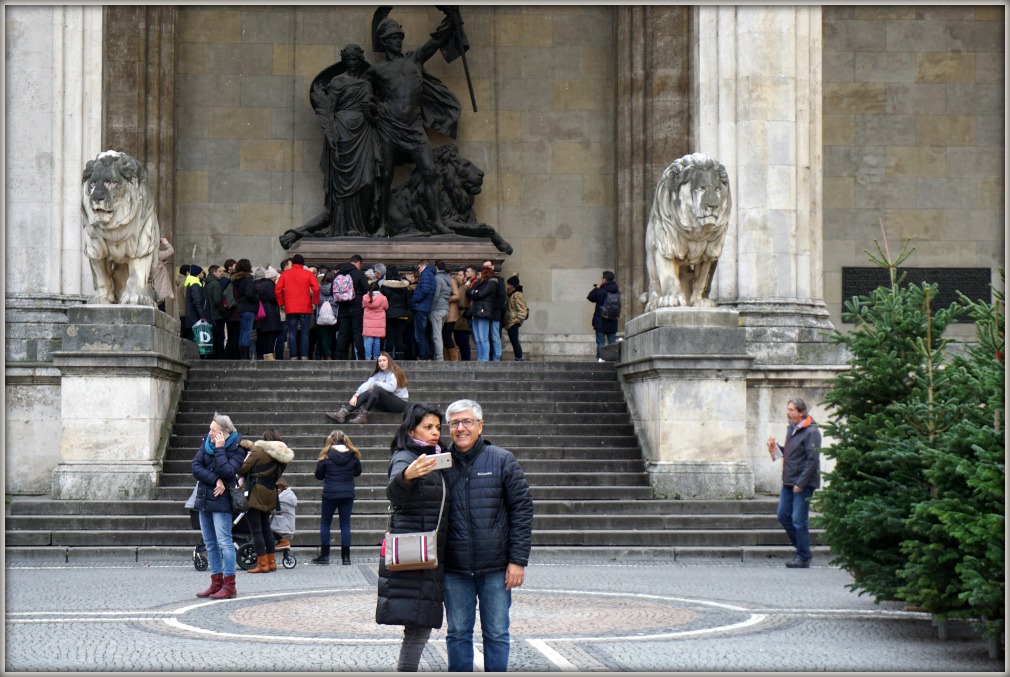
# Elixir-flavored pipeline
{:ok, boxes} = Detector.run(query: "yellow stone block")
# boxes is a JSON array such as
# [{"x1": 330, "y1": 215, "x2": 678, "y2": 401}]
[
  {"x1": 178, "y1": 43, "x2": 210, "y2": 75},
  {"x1": 978, "y1": 178, "x2": 1004, "y2": 210},
  {"x1": 239, "y1": 204, "x2": 292, "y2": 236},
  {"x1": 552, "y1": 79, "x2": 610, "y2": 111},
  {"x1": 273, "y1": 45, "x2": 294, "y2": 76},
  {"x1": 916, "y1": 115, "x2": 974, "y2": 147},
  {"x1": 885, "y1": 147, "x2": 946, "y2": 178},
  {"x1": 552, "y1": 142, "x2": 612, "y2": 174},
  {"x1": 176, "y1": 171, "x2": 209, "y2": 204},
  {"x1": 240, "y1": 140, "x2": 295, "y2": 173},
  {"x1": 886, "y1": 209, "x2": 947, "y2": 241},
  {"x1": 823, "y1": 176, "x2": 855, "y2": 209},
  {"x1": 210, "y1": 108, "x2": 271, "y2": 139},
  {"x1": 582, "y1": 174, "x2": 614, "y2": 208},
  {"x1": 487, "y1": 173, "x2": 522, "y2": 207},
  {"x1": 497, "y1": 14, "x2": 554, "y2": 47},
  {"x1": 975, "y1": 6, "x2": 1005, "y2": 21},
  {"x1": 854, "y1": 7, "x2": 915, "y2": 20},
  {"x1": 457, "y1": 110, "x2": 520, "y2": 143},
  {"x1": 179, "y1": 10, "x2": 241, "y2": 43},
  {"x1": 294, "y1": 45, "x2": 338, "y2": 78},
  {"x1": 522, "y1": 237, "x2": 583, "y2": 270},
  {"x1": 823, "y1": 83, "x2": 886, "y2": 114},
  {"x1": 916, "y1": 52, "x2": 975, "y2": 84},
  {"x1": 823, "y1": 114, "x2": 854, "y2": 146}
]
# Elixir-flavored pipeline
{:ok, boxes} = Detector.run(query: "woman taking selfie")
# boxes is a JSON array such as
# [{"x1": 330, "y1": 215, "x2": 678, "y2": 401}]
[{"x1": 375, "y1": 403, "x2": 449, "y2": 671}]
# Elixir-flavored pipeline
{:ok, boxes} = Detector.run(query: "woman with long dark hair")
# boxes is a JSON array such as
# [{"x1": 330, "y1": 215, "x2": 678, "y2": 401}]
[
  {"x1": 313, "y1": 430, "x2": 362, "y2": 565},
  {"x1": 325, "y1": 351, "x2": 408, "y2": 425},
  {"x1": 375, "y1": 402, "x2": 449, "y2": 671}
]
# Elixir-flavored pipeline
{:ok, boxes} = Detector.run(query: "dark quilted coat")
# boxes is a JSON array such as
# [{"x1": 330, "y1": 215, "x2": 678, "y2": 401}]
[
  {"x1": 443, "y1": 437, "x2": 534, "y2": 574},
  {"x1": 191, "y1": 433, "x2": 245, "y2": 513},
  {"x1": 375, "y1": 443, "x2": 450, "y2": 629}
]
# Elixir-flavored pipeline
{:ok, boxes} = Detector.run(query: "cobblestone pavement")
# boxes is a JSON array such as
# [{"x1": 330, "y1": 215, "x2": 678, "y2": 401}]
[{"x1": 4, "y1": 556, "x2": 1002, "y2": 672}]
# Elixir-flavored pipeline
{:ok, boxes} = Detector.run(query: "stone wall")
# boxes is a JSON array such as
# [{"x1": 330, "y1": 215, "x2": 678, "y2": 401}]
[
  {"x1": 822, "y1": 6, "x2": 1005, "y2": 333},
  {"x1": 173, "y1": 5, "x2": 617, "y2": 356}
]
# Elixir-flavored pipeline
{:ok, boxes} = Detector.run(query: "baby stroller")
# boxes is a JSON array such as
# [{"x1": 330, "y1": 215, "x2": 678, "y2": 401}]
[{"x1": 191, "y1": 509, "x2": 258, "y2": 571}]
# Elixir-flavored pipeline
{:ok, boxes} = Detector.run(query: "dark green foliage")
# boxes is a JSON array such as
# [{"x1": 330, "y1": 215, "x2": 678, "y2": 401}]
[{"x1": 898, "y1": 273, "x2": 1005, "y2": 641}]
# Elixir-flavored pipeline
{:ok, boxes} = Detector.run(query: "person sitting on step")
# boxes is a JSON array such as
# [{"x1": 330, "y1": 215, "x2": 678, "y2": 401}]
[{"x1": 325, "y1": 351, "x2": 408, "y2": 425}]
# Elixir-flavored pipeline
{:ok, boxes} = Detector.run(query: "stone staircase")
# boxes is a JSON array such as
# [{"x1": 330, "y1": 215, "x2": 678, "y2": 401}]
[{"x1": 6, "y1": 359, "x2": 824, "y2": 563}]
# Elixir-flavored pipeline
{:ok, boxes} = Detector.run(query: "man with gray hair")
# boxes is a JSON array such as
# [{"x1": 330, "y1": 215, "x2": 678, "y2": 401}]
[
  {"x1": 441, "y1": 399, "x2": 533, "y2": 672},
  {"x1": 767, "y1": 397, "x2": 821, "y2": 568}
]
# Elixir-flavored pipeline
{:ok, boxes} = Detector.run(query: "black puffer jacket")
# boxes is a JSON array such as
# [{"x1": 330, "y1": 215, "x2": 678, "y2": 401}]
[
  {"x1": 443, "y1": 436, "x2": 533, "y2": 574},
  {"x1": 375, "y1": 442, "x2": 450, "y2": 629}
]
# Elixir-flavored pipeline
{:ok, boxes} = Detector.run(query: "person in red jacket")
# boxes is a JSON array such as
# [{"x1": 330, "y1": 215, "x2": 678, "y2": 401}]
[{"x1": 275, "y1": 254, "x2": 321, "y2": 360}]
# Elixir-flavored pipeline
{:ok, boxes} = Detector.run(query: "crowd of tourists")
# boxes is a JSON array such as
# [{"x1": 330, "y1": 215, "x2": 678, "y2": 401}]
[{"x1": 173, "y1": 250, "x2": 529, "y2": 363}]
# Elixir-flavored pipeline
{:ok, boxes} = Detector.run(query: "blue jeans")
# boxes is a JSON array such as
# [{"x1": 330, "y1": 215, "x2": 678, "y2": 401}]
[
  {"x1": 489, "y1": 319, "x2": 502, "y2": 361},
  {"x1": 320, "y1": 496, "x2": 354, "y2": 546},
  {"x1": 413, "y1": 310, "x2": 431, "y2": 359},
  {"x1": 364, "y1": 336, "x2": 382, "y2": 361},
  {"x1": 286, "y1": 313, "x2": 311, "y2": 359},
  {"x1": 198, "y1": 509, "x2": 236, "y2": 576},
  {"x1": 444, "y1": 570, "x2": 511, "y2": 672},
  {"x1": 238, "y1": 311, "x2": 255, "y2": 349},
  {"x1": 471, "y1": 317, "x2": 490, "y2": 361},
  {"x1": 595, "y1": 330, "x2": 617, "y2": 359},
  {"x1": 777, "y1": 485, "x2": 815, "y2": 561}
]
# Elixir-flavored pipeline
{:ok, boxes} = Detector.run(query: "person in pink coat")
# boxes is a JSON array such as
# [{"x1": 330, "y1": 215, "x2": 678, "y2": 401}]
[{"x1": 362, "y1": 276, "x2": 389, "y2": 360}]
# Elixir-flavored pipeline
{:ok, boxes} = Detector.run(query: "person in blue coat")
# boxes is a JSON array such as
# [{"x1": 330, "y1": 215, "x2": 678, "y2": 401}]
[
  {"x1": 441, "y1": 398, "x2": 534, "y2": 672},
  {"x1": 313, "y1": 430, "x2": 363, "y2": 565},
  {"x1": 410, "y1": 260, "x2": 436, "y2": 360},
  {"x1": 191, "y1": 413, "x2": 246, "y2": 599}
]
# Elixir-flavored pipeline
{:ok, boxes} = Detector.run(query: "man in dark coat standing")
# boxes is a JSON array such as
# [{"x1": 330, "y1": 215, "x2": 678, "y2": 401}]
[
  {"x1": 334, "y1": 254, "x2": 369, "y2": 360},
  {"x1": 442, "y1": 398, "x2": 533, "y2": 672},
  {"x1": 411, "y1": 260, "x2": 436, "y2": 360},
  {"x1": 768, "y1": 397, "x2": 822, "y2": 568}
]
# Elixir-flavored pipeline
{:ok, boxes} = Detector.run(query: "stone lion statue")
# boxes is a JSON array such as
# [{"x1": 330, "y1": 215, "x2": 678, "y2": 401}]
[
  {"x1": 81, "y1": 151, "x2": 160, "y2": 306},
  {"x1": 388, "y1": 143, "x2": 513, "y2": 254},
  {"x1": 641, "y1": 153, "x2": 731, "y2": 310}
]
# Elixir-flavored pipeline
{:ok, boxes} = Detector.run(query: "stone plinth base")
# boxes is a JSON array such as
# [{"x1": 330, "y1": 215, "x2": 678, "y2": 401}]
[
  {"x1": 617, "y1": 308, "x2": 755, "y2": 499},
  {"x1": 647, "y1": 461, "x2": 755, "y2": 500},
  {"x1": 289, "y1": 236, "x2": 506, "y2": 271},
  {"x1": 51, "y1": 305, "x2": 189, "y2": 500}
]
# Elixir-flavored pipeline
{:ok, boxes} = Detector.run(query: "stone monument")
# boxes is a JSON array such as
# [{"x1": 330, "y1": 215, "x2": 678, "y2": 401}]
[
  {"x1": 620, "y1": 153, "x2": 755, "y2": 499},
  {"x1": 50, "y1": 152, "x2": 190, "y2": 500}
]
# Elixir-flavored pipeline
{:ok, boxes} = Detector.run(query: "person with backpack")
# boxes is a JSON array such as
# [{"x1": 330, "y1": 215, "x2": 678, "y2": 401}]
[
  {"x1": 587, "y1": 270, "x2": 621, "y2": 362},
  {"x1": 316, "y1": 270, "x2": 339, "y2": 359},
  {"x1": 505, "y1": 274, "x2": 528, "y2": 361},
  {"x1": 334, "y1": 255, "x2": 369, "y2": 360}
]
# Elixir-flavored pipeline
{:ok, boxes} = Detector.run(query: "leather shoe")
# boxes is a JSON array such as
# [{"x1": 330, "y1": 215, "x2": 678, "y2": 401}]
[
  {"x1": 785, "y1": 557, "x2": 811, "y2": 568},
  {"x1": 326, "y1": 408, "x2": 350, "y2": 424}
]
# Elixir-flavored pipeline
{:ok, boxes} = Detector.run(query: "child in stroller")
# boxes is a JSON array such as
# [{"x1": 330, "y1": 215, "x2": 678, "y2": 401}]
[
  {"x1": 270, "y1": 480, "x2": 298, "y2": 569},
  {"x1": 188, "y1": 482, "x2": 258, "y2": 571}
]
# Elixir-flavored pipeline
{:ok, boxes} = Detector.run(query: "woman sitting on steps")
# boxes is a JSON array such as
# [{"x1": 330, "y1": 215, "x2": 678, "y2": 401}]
[{"x1": 325, "y1": 351, "x2": 408, "y2": 425}]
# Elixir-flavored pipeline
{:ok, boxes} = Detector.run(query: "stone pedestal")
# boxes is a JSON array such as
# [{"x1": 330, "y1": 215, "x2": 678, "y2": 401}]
[
  {"x1": 617, "y1": 308, "x2": 755, "y2": 499},
  {"x1": 50, "y1": 305, "x2": 190, "y2": 500},
  {"x1": 290, "y1": 236, "x2": 506, "y2": 271}
]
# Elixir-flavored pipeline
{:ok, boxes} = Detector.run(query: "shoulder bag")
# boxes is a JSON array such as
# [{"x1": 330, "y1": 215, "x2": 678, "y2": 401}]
[
  {"x1": 229, "y1": 479, "x2": 249, "y2": 513},
  {"x1": 383, "y1": 475, "x2": 445, "y2": 572}
]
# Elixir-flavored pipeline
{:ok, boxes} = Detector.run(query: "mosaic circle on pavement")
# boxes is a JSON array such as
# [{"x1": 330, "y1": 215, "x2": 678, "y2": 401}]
[{"x1": 167, "y1": 588, "x2": 756, "y2": 642}]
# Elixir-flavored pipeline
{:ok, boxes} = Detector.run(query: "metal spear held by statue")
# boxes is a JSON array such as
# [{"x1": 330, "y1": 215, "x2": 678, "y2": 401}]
[{"x1": 438, "y1": 5, "x2": 477, "y2": 112}]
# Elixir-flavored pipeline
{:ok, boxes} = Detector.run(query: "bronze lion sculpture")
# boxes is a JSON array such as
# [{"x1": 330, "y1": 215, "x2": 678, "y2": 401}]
[
  {"x1": 641, "y1": 153, "x2": 731, "y2": 310},
  {"x1": 81, "y1": 151, "x2": 160, "y2": 306}
]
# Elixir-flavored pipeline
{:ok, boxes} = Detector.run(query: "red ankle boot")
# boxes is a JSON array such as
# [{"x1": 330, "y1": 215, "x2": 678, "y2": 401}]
[
  {"x1": 196, "y1": 573, "x2": 223, "y2": 598},
  {"x1": 209, "y1": 574, "x2": 236, "y2": 599}
]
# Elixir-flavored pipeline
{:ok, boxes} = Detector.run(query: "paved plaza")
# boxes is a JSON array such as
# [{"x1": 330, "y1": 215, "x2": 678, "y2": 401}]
[{"x1": 4, "y1": 555, "x2": 1002, "y2": 672}]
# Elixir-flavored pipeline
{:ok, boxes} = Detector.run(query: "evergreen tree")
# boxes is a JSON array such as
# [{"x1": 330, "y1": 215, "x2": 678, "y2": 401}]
[
  {"x1": 814, "y1": 233, "x2": 961, "y2": 600},
  {"x1": 898, "y1": 271, "x2": 1005, "y2": 642}
]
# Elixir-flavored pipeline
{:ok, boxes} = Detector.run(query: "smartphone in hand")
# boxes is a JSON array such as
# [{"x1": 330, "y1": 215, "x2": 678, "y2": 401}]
[{"x1": 430, "y1": 452, "x2": 453, "y2": 470}]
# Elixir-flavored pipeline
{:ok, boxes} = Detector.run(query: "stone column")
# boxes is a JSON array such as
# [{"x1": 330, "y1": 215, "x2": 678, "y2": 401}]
[
  {"x1": 4, "y1": 5, "x2": 103, "y2": 494},
  {"x1": 51, "y1": 306, "x2": 189, "y2": 500},
  {"x1": 693, "y1": 6, "x2": 836, "y2": 366}
]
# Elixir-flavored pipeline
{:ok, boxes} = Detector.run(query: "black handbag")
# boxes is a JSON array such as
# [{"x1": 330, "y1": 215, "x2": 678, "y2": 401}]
[
  {"x1": 472, "y1": 299, "x2": 492, "y2": 319},
  {"x1": 229, "y1": 482, "x2": 248, "y2": 513}
]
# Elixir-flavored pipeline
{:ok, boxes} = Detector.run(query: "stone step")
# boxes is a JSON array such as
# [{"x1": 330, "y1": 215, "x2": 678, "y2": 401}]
[
  {"x1": 154, "y1": 485, "x2": 656, "y2": 501},
  {"x1": 184, "y1": 361, "x2": 618, "y2": 376},
  {"x1": 156, "y1": 470, "x2": 651, "y2": 488},
  {"x1": 164, "y1": 446, "x2": 645, "y2": 462},
  {"x1": 169, "y1": 420, "x2": 637, "y2": 438},
  {"x1": 160, "y1": 457, "x2": 646, "y2": 474},
  {"x1": 168, "y1": 434, "x2": 641, "y2": 449},
  {"x1": 178, "y1": 400, "x2": 628, "y2": 414},
  {"x1": 7, "y1": 496, "x2": 780, "y2": 517},
  {"x1": 5, "y1": 528, "x2": 822, "y2": 548}
]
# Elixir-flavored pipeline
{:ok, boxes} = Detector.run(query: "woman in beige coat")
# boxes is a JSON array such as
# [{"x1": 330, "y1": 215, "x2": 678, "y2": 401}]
[
  {"x1": 152, "y1": 237, "x2": 175, "y2": 312},
  {"x1": 238, "y1": 429, "x2": 294, "y2": 573}
]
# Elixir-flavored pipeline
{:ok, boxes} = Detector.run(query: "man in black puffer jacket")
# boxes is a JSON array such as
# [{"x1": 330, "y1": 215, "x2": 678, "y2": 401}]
[{"x1": 442, "y1": 398, "x2": 533, "y2": 672}]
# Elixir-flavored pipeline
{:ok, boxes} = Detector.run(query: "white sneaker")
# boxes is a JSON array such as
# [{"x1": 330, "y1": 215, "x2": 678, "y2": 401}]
[{"x1": 597, "y1": 358, "x2": 605, "y2": 363}]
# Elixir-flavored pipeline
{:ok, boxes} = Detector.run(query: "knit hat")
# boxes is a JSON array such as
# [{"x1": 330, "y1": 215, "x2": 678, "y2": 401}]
[
  {"x1": 264, "y1": 266, "x2": 280, "y2": 280},
  {"x1": 292, "y1": 254, "x2": 305, "y2": 265},
  {"x1": 254, "y1": 268, "x2": 266, "y2": 280},
  {"x1": 507, "y1": 275, "x2": 520, "y2": 287},
  {"x1": 189, "y1": 264, "x2": 203, "y2": 276}
]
